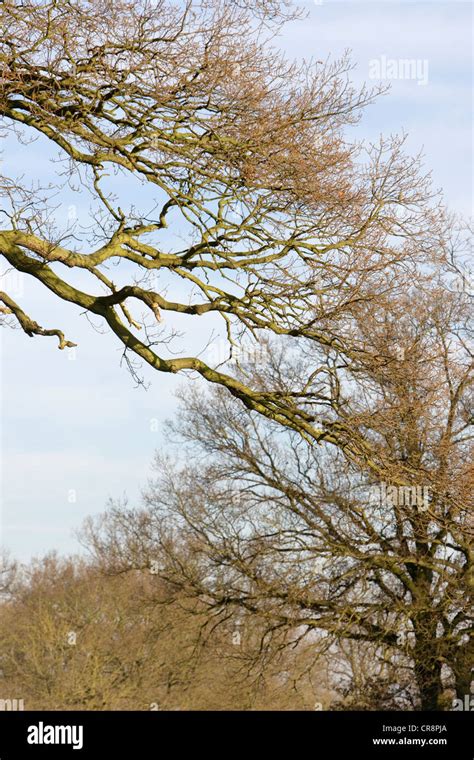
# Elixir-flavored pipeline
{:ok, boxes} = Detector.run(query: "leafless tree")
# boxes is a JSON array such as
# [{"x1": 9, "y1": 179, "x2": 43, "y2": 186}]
[
  {"x1": 0, "y1": 0, "x2": 453, "y2": 455},
  {"x1": 83, "y1": 279, "x2": 473, "y2": 711},
  {"x1": 0, "y1": 552, "x2": 337, "y2": 709}
]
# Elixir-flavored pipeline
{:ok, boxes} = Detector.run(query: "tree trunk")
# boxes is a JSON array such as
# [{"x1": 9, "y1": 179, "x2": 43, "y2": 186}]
[
  {"x1": 412, "y1": 612, "x2": 443, "y2": 710},
  {"x1": 453, "y1": 636, "x2": 473, "y2": 702},
  {"x1": 413, "y1": 656, "x2": 443, "y2": 710}
]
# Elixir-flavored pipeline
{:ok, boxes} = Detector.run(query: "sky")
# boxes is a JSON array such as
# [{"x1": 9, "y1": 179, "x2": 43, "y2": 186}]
[{"x1": 1, "y1": 0, "x2": 472, "y2": 562}]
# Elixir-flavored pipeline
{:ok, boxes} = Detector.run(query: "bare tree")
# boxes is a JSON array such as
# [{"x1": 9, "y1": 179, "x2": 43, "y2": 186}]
[
  {"x1": 0, "y1": 552, "x2": 336, "y2": 710},
  {"x1": 0, "y1": 0, "x2": 450, "y2": 453},
  {"x1": 0, "y1": 550, "x2": 17, "y2": 598},
  {"x1": 83, "y1": 280, "x2": 473, "y2": 711},
  {"x1": 1, "y1": 0, "x2": 471, "y2": 714}
]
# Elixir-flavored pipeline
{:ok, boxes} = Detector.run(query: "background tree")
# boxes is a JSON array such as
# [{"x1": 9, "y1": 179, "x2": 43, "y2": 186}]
[
  {"x1": 0, "y1": 551, "x2": 17, "y2": 598},
  {"x1": 0, "y1": 552, "x2": 339, "y2": 710}
]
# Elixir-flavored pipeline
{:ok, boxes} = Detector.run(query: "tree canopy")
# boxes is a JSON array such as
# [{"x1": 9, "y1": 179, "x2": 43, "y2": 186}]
[{"x1": 0, "y1": 0, "x2": 457, "y2": 453}]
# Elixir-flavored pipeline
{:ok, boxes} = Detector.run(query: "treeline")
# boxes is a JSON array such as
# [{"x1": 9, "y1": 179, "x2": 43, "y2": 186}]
[{"x1": 0, "y1": 551, "x2": 392, "y2": 711}]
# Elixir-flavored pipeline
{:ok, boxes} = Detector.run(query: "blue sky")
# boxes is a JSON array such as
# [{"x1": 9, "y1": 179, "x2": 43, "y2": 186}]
[{"x1": 1, "y1": 0, "x2": 472, "y2": 561}]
